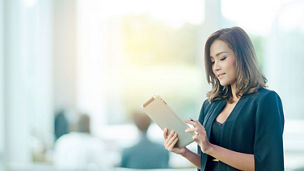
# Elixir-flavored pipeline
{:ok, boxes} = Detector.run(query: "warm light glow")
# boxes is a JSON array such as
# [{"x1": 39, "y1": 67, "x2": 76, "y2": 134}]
[{"x1": 103, "y1": 0, "x2": 205, "y2": 28}]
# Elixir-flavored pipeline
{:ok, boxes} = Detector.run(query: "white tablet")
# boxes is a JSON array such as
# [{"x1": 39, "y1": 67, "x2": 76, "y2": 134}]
[{"x1": 142, "y1": 96, "x2": 194, "y2": 147}]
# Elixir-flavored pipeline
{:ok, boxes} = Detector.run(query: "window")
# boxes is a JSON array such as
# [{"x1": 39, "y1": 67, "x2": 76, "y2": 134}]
[{"x1": 76, "y1": 0, "x2": 207, "y2": 128}]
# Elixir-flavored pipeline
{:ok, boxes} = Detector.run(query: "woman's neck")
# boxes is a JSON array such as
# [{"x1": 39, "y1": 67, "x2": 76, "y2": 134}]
[{"x1": 230, "y1": 83, "x2": 240, "y2": 103}]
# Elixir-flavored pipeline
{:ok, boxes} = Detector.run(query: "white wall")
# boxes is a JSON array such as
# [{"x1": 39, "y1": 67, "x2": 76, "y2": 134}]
[
  {"x1": 76, "y1": 0, "x2": 107, "y2": 133},
  {"x1": 0, "y1": 0, "x2": 4, "y2": 169},
  {"x1": 3, "y1": 0, "x2": 53, "y2": 166},
  {"x1": 264, "y1": 1, "x2": 304, "y2": 119},
  {"x1": 53, "y1": 0, "x2": 78, "y2": 111},
  {"x1": 4, "y1": 0, "x2": 31, "y2": 164}
]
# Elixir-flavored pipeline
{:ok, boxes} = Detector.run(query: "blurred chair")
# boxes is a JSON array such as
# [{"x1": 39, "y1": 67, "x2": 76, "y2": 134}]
[
  {"x1": 53, "y1": 113, "x2": 110, "y2": 170},
  {"x1": 120, "y1": 111, "x2": 169, "y2": 169}
]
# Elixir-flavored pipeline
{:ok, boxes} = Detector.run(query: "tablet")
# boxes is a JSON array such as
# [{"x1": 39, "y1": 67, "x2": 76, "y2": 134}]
[{"x1": 142, "y1": 96, "x2": 194, "y2": 147}]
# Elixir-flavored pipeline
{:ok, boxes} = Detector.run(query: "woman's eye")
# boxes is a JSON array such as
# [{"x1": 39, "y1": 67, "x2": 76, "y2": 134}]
[
  {"x1": 220, "y1": 56, "x2": 227, "y2": 61},
  {"x1": 211, "y1": 61, "x2": 215, "y2": 64}
]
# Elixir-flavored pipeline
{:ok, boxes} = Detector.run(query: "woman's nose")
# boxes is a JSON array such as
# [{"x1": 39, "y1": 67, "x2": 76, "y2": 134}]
[{"x1": 213, "y1": 61, "x2": 221, "y2": 71}]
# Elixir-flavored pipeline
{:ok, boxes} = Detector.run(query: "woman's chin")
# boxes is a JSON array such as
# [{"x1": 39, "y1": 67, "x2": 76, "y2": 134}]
[{"x1": 219, "y1": 81, "x2": 228, "y2": 86}]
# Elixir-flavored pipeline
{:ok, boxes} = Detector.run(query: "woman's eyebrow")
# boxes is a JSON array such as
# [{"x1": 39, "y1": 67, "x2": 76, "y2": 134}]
[
  {"x1": 210, "y1": 51, "x2": 230, "y2": 59},
  {"x1": 215, "y1": 51, "x2": 230, "y2": 57}
]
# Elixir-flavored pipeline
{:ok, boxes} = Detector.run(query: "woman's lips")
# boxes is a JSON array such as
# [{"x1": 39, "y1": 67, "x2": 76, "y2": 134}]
[{"x1": 218, "y1": 73, "x2": 225, "y2": 79}]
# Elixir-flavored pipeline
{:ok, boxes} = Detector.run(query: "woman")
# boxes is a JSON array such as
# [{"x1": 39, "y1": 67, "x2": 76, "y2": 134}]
[{"x1": 163, "y1": 27, "x2": 284, "y2": 171}]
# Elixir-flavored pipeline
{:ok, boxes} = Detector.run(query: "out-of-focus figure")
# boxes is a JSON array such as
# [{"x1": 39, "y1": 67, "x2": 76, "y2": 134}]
[
  {"x1": 54, "y1": 113, "x2": 110, "y2": 170},
  {"x1": 120, "y1": 111, "x2": 169, "y2": 169},
  {"x1": 54, "y1": 109, "x2": 69, "y2": 141}
]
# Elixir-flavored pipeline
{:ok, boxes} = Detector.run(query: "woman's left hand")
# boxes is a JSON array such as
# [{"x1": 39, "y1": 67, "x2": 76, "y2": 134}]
[{"x1": 185, "y1": 119, "x2": 212, "y2": 154}]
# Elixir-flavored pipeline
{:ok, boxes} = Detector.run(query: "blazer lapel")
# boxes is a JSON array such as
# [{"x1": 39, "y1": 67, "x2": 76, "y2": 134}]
[
  {"x1": 200, "y1": 100, "x2": 226, "y2": 171},
  {"x1": 205, "y1": 100, "x2": 226, "y2": 138}
]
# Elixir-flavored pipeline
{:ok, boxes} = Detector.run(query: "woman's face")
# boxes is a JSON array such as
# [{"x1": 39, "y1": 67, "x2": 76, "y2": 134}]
[{"x1": 210, "y1": 39, "x2": 237, "y2": 86}]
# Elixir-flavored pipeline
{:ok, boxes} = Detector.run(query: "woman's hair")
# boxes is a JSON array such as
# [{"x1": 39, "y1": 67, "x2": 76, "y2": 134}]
[
  {"x1": 204, "y1": 27, "x2": 267, "y2": 103},
  {"x1": 132, "y1": 111, "x2": 151, "y2": 133},
  {"x1": 77, "y1": 113, "x2": 91, "y2": 133}
]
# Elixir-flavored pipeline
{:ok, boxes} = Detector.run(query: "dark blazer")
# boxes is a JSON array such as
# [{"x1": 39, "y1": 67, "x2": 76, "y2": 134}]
[{"x1": 198, "y1": 88, "x2": 284, "y2": 171}]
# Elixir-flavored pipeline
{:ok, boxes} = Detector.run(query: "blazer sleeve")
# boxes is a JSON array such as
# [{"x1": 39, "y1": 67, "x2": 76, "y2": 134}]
[
  {"x1": 254, "y1": 91, "x2": 285, "y2": 171},
  {"x1": 197, "y1": 99, "x2": 209, "y2": 171}
]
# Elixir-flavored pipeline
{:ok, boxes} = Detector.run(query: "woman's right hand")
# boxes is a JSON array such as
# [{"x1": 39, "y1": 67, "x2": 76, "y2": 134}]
[{"x1": 163, "y1": 128, "x2": 187, "y2": 155}]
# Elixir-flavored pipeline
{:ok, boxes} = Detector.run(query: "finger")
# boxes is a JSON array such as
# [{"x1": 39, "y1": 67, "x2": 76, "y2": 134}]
[
  {"x1": 166, "y1": 132, "x2": 178, "y2": 147},
  {"x1": 168, "y1": 137, "x2": 179, "y2": 151},
  {"x1": 195, "y1": 123, "x2": 206, "y2": 134},
  {"x1": 188, "y1": 119, "x2": 202, "y2": 127},
  {"x1": 192, "y1": 134, "x2": 198, "y2": 141},
  {"x1": 166, "y1": 130, "x2": 175, "y2": 140},
  {"x1": 184, "y1": 120, "x2": 195, "y2": 125},
  {"x1": 169, "y1": 130, "x2": 176, "y2": 137},
  {"x1": 193, "y1": 119, "x2": 202, "y2": 126},
  {"x1": 163, "y1": 128, "x2": 168, "y2": 139},
  {"x1": 185, "y1": 128, "x2": 197, "y2": 133},
  {"x1": 191, "y1": 120, "x2": 206, "y2": 132},
  {"x1": 164, "y1": 131, "x2": 174, "y2": 146}
]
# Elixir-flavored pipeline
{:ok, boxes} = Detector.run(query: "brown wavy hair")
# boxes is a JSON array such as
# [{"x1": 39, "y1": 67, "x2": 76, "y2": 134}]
[{"x1": 204, "y1": 27, "x2": 267, "y2": 103}]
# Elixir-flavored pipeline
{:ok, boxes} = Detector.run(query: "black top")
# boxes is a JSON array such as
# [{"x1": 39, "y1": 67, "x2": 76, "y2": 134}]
[
  {"x1": 210, "y1": 121, "x2": 224, "y2": 148},
  {"x1": 197, "y1": 88, "x2": 285, "y2": 171},
  {"x1": 206, "y1": 121, "x2": 226, "y2": 170}
]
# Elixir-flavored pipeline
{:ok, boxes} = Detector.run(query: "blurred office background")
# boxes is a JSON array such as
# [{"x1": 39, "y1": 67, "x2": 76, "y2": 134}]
[{"x1": 0, "y1": 0, "x2": 304, "y2": 170}]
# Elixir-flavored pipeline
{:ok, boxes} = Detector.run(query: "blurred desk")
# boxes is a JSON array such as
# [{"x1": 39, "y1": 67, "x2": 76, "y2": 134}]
[
  {"x1": 8, "y1": 163, "x2": 196, "y2": 171},
  {"x1": 114, "y1": 168, "x2": 196, "y2": 171},
  {"x1": 7, "y1": 120, "x2": 304, "y2": 171}
]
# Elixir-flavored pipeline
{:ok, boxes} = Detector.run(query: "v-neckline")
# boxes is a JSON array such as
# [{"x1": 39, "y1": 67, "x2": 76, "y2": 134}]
[{"x1": 216, "y1": 97, "x2": 242, "y2": 125}]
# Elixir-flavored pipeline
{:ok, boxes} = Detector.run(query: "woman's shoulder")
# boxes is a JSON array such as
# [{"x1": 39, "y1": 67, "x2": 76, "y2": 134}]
[
  {"x1": 247, "y1": 87, "x2": 281, "y2": 100},
  {"x1": 251, "y1": 88, "x2": 284, "y2": 126},
  {"x1": 199, "y1": 98, "x2": 225, "y2": 123},
  {"x1": 202, "y1": 98, "x2": 219, "y2": 108},
  {"x1": 200, "y1": 99, "x2": 209, "y2": 115},
  {"x1": 201, "y1": 98, "x2": 224, "y2": 113},
  {"x1": 199, "y1": 99, "x2": 212, "y2": 122}
]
